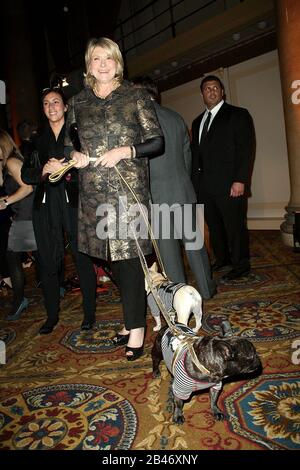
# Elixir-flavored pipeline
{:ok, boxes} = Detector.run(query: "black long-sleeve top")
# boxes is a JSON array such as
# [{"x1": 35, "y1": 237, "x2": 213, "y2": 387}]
[{"x1": 21, "y1": 122, "x2": 79, "y2": 208}]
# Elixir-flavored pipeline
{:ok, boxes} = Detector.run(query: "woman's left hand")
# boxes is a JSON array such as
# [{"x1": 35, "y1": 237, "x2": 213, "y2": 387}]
[{"x1": 94, "y1": 147, "x2": 130, "y2": 168}]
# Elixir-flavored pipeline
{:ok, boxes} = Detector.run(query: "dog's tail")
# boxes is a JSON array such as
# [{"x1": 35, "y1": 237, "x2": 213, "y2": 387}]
[{"x1": 191, "y1": 302, "x2": 203, "y2": 333}]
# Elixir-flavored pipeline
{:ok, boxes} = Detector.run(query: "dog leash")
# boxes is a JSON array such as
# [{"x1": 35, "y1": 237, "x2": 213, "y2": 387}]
[
  {"x1": 49, "y1": 156, "x2": 209, "y2": 373},
  {"x1": 114, "y1": 166, "x2": 190, "y2": 339},
  {"x1": 115, "y1": 166, "x2": 211, "y2": 375},
  {"x1": 48, "y1": 159, "x2": 77, "y2": 183},
  {"x1": 48, "y1": 157, "x2": 176, "y2": 328},
  {"x1": 114, "y1": 165, "x2": 168, "y2": 279},
  {"x1": 48, "y1": 157, "x2": 168, "y2": 277}
]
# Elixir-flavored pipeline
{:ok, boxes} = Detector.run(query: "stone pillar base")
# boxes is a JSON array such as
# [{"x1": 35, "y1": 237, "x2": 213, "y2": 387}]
[
  {"x1": 280, "y1": 229, "x2": 294, "y2": 248},
  {"x1": 281, "y1": 206, "x2": 300, "y2": 247}
]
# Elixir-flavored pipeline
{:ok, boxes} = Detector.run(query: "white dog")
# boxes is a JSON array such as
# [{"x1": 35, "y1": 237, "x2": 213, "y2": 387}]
[{"x1": 145, "y1": 263, "x2": 203, "y2": 332}]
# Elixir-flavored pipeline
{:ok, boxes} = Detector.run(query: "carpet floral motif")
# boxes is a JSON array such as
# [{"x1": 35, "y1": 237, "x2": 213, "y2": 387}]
[
  {"x1": 203, "y1": 300, "x2": 300, "y2": 341},
  {"x1": 61, "y1": 319, "x2": 124, "y2": 354},
  {"x1": 224, "y1": 373, "x2": 300, "y2": 450},
  {"x1": 0, "y1": 231, "x2": 300, "y2": 450},
  {"x1": 0, "y1": 383, "x2": 137, "y2": 450}
]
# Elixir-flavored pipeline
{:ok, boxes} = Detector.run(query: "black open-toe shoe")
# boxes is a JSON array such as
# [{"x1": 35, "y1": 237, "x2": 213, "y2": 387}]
[
  {"x1": 125, "y1": 345, "x2": 144, "y2": 361},
  {"x1": 112, "y1": 333, "x2": 130, "y2": 346}
]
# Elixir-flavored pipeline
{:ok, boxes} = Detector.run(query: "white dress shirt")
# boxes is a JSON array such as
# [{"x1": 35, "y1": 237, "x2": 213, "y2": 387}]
[{"x1": 198, "y1": 100, "x2": 224, "y2": 143}]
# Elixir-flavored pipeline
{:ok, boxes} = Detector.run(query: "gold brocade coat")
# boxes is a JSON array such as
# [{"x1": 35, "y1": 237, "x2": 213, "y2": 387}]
[{"x1": 65, "y1": 81, "x2": 163, "y2": 261}]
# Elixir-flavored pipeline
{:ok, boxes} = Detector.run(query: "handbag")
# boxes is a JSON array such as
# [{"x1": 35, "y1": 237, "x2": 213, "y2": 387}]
[{"x1": 28, "y1": 149, "x2": 41, "y2": 168}]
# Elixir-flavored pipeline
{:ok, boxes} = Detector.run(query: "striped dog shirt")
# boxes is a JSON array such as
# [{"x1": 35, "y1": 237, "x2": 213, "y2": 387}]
[
  {"x1": 161, "y1": 324, "x2": 222, "y2": 400},
  {"x1": 147, "y1": 282, "x2": 186, "y2": 317}
]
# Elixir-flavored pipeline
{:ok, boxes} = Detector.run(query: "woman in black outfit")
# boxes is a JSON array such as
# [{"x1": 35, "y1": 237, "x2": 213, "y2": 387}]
[
  {"x1": 0, "y1": 186, "x2": 12, "y2": 290},
  {"x1": 21, "y1": 88, "x2": 96, "y2": 334},
  {"x1": 0, "y1": 148, "x2": 12, "y2": 291},
  {"x1": 0, "y1": 129, "x2": 36, "y2": 319}
]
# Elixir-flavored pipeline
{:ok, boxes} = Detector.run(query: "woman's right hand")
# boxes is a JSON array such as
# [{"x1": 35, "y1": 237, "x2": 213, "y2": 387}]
[{"x1": 70, "y1": 151, "x2": 90, "y2": 169}]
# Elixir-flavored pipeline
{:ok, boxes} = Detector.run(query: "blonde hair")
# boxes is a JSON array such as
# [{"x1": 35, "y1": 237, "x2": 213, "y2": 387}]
[
  {"x1": 0, "y1": 129, "x2": 22, "y2": 166},
  {"x1": 84, "y1": 37, "x2": 124, "y2": 89}
]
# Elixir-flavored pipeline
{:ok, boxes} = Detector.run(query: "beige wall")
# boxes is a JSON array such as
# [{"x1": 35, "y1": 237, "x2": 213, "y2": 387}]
[{"x1": 161, "y1": 51, "x2": 290, "y2": 229}]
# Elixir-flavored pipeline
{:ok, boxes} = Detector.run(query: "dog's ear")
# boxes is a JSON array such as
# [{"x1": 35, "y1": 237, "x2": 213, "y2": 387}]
[
  {"x1": 149, "y1": 262, "x2": 158, "y2": 273},
  {"x1": 215, "y1": 340, "x2": 236, "y2": 361},
  {"x1": 153, "y1": 262, "x2": 158, "y2": 272}
]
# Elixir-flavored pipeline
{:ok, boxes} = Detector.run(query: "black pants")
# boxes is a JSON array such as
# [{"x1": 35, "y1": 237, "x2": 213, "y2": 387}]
[
  {"x1": 203, "y1": 193, "x2": 250, "y2": 269},
  {"x1": 111, "y1": 257, "x2": 146, "y2": 330},
  {"x1": 0, "y1": 219, "x2": 11, "y2": 278},
  {"x1": 6, "y1": 251, "x2": 25, "y2": 310},
  {"x1": 34, "y1": 203, "x2": 96, "y2": 323}
]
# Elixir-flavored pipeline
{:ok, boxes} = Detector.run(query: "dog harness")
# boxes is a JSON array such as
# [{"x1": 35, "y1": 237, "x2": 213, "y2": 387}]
[
  {"x1": 147, "y1": 282, "x2": 186, "y2": 317},
  {"x1": 161, "y1": 324, "x2": 222, "y2": 400}
]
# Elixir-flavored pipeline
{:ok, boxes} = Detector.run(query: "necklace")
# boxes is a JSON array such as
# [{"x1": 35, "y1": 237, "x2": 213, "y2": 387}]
[{"x1": 94, "y1": 81, "x2": 120, "y2": 99}]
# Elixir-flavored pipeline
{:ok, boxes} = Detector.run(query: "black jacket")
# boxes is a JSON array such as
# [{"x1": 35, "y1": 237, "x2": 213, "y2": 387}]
[
  {"x1": 21, "y1": 122, "x2": 79, "y2": 209},
  {"x1": 191, "y1": 102, "x2": 254, "y2": 197}
]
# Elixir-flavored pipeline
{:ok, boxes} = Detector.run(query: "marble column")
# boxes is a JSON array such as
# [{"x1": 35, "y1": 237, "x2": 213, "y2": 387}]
[{"x1": 276, "y1": 0, "x2": 300, "y2": 247}]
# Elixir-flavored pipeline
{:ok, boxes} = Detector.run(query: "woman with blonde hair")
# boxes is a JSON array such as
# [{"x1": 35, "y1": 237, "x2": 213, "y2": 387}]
[
  {"x1": 0, "y1": 129, "x2": 36, "y2": 319},
  {"x1": 65, "y1": 37, "x2": 164, "y2": 360}
]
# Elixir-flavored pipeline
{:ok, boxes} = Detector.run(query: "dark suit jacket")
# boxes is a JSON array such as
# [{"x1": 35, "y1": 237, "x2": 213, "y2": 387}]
[{"x1": 191, "y1": 102, "x2": 254, "y2": 197}]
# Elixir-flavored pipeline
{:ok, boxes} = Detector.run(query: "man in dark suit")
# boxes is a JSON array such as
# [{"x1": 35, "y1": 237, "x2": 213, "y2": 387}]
[
  {"x1": 191, "y1": 75, "x2": 254, "y2": 280},
  {"x1": 134, "y1": 77, "x2": 216, "y2": 299}
]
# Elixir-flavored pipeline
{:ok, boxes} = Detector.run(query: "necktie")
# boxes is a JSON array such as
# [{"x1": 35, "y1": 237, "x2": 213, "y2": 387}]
[{"x1": 199, "y1": 111, "x2": 211, "y2": 146}]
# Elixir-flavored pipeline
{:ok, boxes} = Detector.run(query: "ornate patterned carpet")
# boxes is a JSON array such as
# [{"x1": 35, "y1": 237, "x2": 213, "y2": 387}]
[{"x1": 0, "y1": 231, "x2": 299, "y2": 451}]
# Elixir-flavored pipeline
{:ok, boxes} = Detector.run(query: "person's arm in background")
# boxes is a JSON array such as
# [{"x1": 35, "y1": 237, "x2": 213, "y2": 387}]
[
  {"x1": 133, "y1": 87, "x2": 164, "y2": 159},
  {"x1": 0, "y1": 158, "x2": 33, "y2": 210}
]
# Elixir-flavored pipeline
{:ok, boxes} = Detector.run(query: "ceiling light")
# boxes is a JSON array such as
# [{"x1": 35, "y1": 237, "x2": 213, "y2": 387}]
[
  {"x1": 62, "y1": 77, "x2": 69, "y2": 87},
  {"x1": 154, "y1": 69, "x2": 160, "y2": 75},
  {"x1": 171, "y1": 61, "x2": 178, "y2": 67},
  {"x1": 257, "y1": 20, "x2": 267, "y2": 29},
  {"x1": 232, "y1": 32, "x2": 241, "y2": 41}
]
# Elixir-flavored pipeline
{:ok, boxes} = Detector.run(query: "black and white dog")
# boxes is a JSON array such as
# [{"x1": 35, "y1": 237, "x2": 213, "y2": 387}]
[{"x1": 151, "y1": 323, "x2": 262, "y2": 424}]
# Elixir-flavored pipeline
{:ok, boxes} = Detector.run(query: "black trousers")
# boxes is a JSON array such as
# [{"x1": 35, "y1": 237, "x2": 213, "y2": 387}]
[
  {"x1": 111, "y1": 257, "x2": 146, "y2": 330},
  {"x1": 34, "y1": 203, "x2": 96, "y2": 323},
  {"x1": 6, "y1": 250, "x2": 24, "y2": 309},
  {"x1": 6, "y1": 250, "x2": 39, "y2": 310},
  {"x1": 0, "y1": 218, "x2": 11, "y2": 278},
  {"x1": 203, "y1": 192, "x2": 250, "y2": 269}
]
